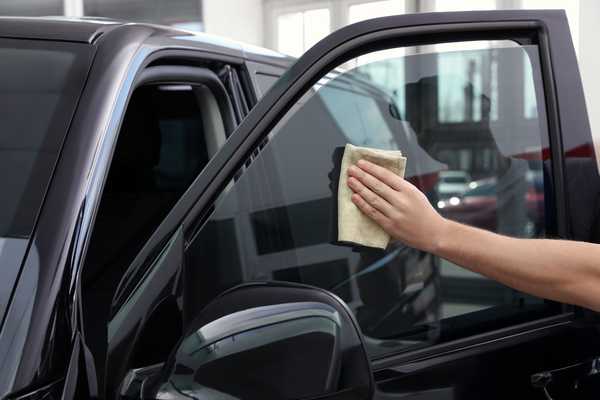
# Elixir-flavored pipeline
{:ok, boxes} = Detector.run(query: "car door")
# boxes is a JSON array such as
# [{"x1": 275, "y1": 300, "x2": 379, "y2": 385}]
[{"x1": 107, "y1": 10, "x2": 600, "y2": 400}]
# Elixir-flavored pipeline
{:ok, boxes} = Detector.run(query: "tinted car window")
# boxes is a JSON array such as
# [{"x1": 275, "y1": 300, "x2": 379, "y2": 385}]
[
  {"x1": 83, "y1": 82, "x2": 231, "y2": 376},
  {"x1": 184, "y1": 41, "x2": 561, "y2": 358},
  {"x1": 0, "y1": 39, "x2": 92, "y2": 238}
]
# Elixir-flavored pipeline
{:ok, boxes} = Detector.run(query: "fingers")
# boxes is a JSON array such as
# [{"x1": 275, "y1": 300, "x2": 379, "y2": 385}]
[
  {"x1": 348, "y1": 164, "x2": 399, "y2": 204},
  {"x1": 347, "y1": 176, "x2": 396, "y2": 217},
  {"x1": 351, "y1": 193, "x2": 391, "y2": 229},
  {"x1": 356, "y1": 159, "x2": 406, "y2": 191}
]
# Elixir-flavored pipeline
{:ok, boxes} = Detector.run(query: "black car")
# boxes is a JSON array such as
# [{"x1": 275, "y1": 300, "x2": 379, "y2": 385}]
[{"x1": 1, "y1": 10, "x2": 600, "y2": 400}]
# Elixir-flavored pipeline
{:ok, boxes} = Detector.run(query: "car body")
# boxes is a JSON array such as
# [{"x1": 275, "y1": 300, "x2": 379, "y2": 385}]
[{"x1": 1, "y1": 10, "x2": 600, "y2": 400}]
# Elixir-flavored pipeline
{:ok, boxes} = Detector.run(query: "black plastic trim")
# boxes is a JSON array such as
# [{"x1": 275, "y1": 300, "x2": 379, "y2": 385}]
[
  {"x1": 537, "y1": 24, "x2": 569, "y2": 238},
  {"x1": 372, "y1": 312, "x2": 574, "y2": 372}
]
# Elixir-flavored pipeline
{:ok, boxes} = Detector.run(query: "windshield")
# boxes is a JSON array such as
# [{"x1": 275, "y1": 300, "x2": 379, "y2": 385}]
[
  {"x1": 0, "y1": 38, "x2": 92, "y2": 322},
  {"x1": 0, "y1": 38, "x2": 92, "y2": 238}
]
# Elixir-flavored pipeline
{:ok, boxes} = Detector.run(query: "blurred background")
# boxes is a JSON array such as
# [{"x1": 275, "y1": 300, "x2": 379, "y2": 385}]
[{"x1": 1, "y1": 0, "x2": 596, "y2": 150}]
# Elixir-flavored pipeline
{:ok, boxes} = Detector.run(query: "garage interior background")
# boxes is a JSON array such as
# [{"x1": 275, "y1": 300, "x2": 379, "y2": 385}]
[{"x1": 3, "y1": 0, "x2": 598, "y2": 154}]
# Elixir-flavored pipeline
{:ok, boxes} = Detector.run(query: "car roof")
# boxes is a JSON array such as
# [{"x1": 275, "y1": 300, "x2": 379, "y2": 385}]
[
  {"x1": 0, "y1": 16, "x2": 120, "y2": 42},
  {"x1": 0, "y1": 16, "x2": 294, "y2": 67}
]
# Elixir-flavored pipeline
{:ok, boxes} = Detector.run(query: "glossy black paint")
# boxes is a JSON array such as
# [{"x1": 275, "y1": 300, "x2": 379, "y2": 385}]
[
  {"x1": 0, "y1": 18, "x2": 291, "y2": 399},
  {"x1": 148, "y1": 283, "x2": 373, "y2": 400},
  {"x1": 0, "y1": 10, "x2": 597, "y2": 400},
  {"x1": 0, "y1": 16, "x2": 119, "y2": 43}
]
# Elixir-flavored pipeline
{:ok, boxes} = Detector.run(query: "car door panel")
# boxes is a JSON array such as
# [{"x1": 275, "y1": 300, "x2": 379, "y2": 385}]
[{"x1": 107, "y1": 10, "x2": 598, "y2": 400}]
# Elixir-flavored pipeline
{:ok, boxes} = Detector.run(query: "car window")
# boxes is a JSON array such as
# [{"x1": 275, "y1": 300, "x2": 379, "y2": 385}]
[
  {"x1": 82, "y1": 81, "x2": 231, "y2": 374},
  {"x1": 0, "y1": 38, "x2": 91, "y2": 323},
  {"x1": 85, "y1": 83, "x2": 228, "y2": 275},
  {"x1": 0, "y1": 39, "x2": 91, "y2": 238},
  {"x1": 184, "y1": 40, "x2": 562, "y2": 358}
]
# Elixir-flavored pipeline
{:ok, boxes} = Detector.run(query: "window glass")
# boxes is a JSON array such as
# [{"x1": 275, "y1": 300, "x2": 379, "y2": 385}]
[
  {"x1": 83, "y1": 84, "x2": 229, "y2": 370},
  {"x1": 86, "y1": 84, "x2": 227, "y2": 278},
  {"x1": 185, "y1": 40, "x2": 560, "y2": 358},
  {"x1": 0, "y1": 39, "x2": 91, "y2": 238},
  {"x1": 437, "y1": 43, "x2": 492, "y2": 122}
]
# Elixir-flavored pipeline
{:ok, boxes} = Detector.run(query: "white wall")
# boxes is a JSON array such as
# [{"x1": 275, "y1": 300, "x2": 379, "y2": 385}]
[
  {"x1": 579, "y1": 0, "x2": 600, "y2": 158},
  {"x1": 202, "y1": 0, "x2": 264, "y2": 46},
  {"x1": 202, "y1": 0, "x2": 599, "y2": 154},
  {"x1": 63, "y1": 0, "x2": 83, "y2": 17}
]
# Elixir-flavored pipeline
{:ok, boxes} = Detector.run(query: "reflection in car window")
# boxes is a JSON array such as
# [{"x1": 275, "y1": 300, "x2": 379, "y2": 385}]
[
  {"x1": 0, "y1": 39, "x2": 91, "y2": 238},
  {"x1": 185, "y1": 41, "x2": 561, "y2": 358}
]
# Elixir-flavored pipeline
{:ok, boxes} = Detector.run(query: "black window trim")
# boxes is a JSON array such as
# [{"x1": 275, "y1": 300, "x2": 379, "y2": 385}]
[
  {"x1": 371, "y1": 312, "x2": 574, "y2": 373},
  {"x1": 219, "y1": 65, "x2": 251, "y2": 124},
  {"x1": 106, "y1": 53, "x2": 268, "y2": 312},
  {"x1": 110, "y1": 12, "x2": 581, "y2": 363},
  {"x1": 239, "y1": 63, "x2": 260, "y2": 107},
  {"x1": 183, "y1": 18, "x2": 572, "y2": 357}
]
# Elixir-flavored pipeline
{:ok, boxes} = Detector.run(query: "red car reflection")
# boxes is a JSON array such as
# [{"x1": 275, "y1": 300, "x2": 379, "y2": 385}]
[{"x1": 437, "y1": 175, "x2": 544, "y2": 233}]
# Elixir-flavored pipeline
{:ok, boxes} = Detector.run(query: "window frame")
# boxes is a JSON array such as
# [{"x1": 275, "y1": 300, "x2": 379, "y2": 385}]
[
  {"x1": 81, "y1": 50, "x2": 246, "y2": 314},
  {"x1": 89, "y1": 65, "x2": 236, "y2": 300},
  {"x1": 183, "y1": 37, "x2": 564, "y2": 361}
]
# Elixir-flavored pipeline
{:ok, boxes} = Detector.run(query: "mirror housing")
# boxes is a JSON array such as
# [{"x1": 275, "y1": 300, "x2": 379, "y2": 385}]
[{"x1": 120, "y1": 282, "x2": 373, "y2": 400}]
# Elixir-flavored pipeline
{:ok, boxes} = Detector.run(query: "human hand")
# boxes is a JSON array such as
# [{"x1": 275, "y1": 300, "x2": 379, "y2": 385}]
[{"x1": 347, "y1": 159, "x2": 448, "y2": 253}]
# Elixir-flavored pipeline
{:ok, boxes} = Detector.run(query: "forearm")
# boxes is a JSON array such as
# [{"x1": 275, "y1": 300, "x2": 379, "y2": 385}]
[
  {"x1": 433, "y1": 219, "x2": 600, "y2": 311},
  {"x1": 346, "y1": 159, "x2": 600, "y2": 311}
]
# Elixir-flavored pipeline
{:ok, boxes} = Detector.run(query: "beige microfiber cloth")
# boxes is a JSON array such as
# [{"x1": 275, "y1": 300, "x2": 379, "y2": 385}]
[{"x1": 337, "y1": 144, "x2": 406, "y2": 249}]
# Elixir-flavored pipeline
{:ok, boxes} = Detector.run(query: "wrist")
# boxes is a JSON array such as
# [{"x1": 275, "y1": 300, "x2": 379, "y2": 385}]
[{"x1": 429, "y1": 216, "x2": 453, "y2": 256}]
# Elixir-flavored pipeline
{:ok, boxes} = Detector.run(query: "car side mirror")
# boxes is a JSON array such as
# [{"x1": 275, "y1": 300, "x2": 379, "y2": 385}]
[{"x1": 119, "y1": 282, "x2": 373, "y2": 400}]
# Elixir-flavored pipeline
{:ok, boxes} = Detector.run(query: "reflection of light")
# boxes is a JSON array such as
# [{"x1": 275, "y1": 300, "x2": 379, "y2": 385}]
[
  {"x1": 158, "y1": 85, "x2": 192, "y2": 91},
  {"x1": 437, "y1": 200, "x2": 446, "y2": 209},
  {"x1": 449, "y1": 197, "x2": 461, "y2": 206},
  {"x1": 468, "y1": 181, "x2": 478, "y2": 189}
]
